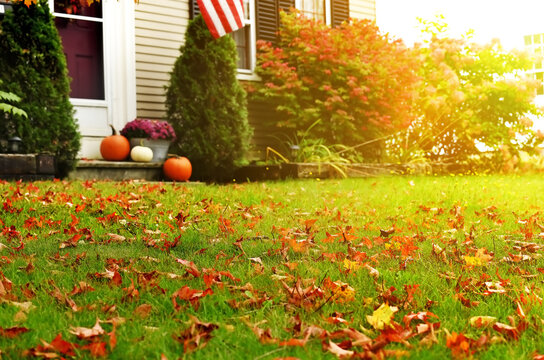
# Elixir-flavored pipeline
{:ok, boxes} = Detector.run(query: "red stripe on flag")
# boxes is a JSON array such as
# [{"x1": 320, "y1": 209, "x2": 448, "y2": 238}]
[
  {"x1": 197, "y1": 0, "x2": 244, "y2": 39},
  {"x1": 212, "y1": 0, "x2": 233, "y2": 34}
]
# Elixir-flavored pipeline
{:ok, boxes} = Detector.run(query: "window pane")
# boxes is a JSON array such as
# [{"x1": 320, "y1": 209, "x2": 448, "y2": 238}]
[
  {"x1": 525, "y1": 35, "x2": 532, "y2": 46},
  {"x1": 300, "y1": 0, "x2": 325, "y2": 22},
  {"x1": 534, "y1": 34, "x2": 542, "y2": 44},
  {"x1": 55, "y1": 18, "x2": 104, "y2": 99},
  {"x1": 54, "y1": 0, "x2": 102, "y2": 18},
  {"x1": 231, "y1": 26, "x2": 251, "y2": 70}
]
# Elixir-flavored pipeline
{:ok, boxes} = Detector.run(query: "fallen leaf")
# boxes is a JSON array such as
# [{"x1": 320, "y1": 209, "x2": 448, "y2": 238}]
[
  {"x1": 366, "y1": 303, "x2": 398, "y2": 330},
  {"x1": 70, "y1": 319, "x2": 105, "y2": 339},
  {"x1": 323, "y1": 340, "x2": 354, "y2": 358},
  {"x1": 134, "y1": 304, "x2": 153, "y2": 318},
  {"x1": 469, "y1": 316, "x2": 497, "y2": 328},
  {"x1": 172, "y1": 315, "x2": 218, "y2": 353},
  {"x1": 0, "y1": 326, "x2": 29, "y2": 338}
]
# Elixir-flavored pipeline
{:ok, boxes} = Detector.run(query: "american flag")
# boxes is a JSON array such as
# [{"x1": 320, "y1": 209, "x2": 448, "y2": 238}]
[{"x1": 197, "y1": 0, "x2": 245, "y2": 39}]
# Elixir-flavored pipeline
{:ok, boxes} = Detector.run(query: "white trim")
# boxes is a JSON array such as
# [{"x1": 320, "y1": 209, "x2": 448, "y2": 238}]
[
  {"x1": 48, "y1": 0, "x2": 136, "y2": 158},
  {"x1": 234, "y1": 0, "x2": 256, "y2": 74},
  {"x1": 237, "y1": 72, "x2": 260, "y2": 81},
  {"x1": 51, "y1": 13, "x2": 103, "y2": 22}
]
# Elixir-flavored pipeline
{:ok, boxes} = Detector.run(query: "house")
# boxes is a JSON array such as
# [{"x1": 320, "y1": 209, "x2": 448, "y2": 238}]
[{"x1": 3, "y1": 0, "x2": 376, "y2": 159}]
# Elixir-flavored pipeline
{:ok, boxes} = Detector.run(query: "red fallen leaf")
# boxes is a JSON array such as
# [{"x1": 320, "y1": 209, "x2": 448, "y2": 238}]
[
  {"x1": 176, "y1": 258, "x2": 201, "y2": 278},
  {"x1": 0, "y1": 326, "x2": 29, "y2": 338},
  {"x1": 23, "y1": 333, "x2": 78, "y2": 358},
  {"x1": 69, "y1": 281, "x2": 95, "y2": 296},
  {"x1": 534, "y1": 352, "x2": 544, "y2": 360},
  {"x1": 60, "y1": 233, "x2": 82, "y2": 249},
  {"x1": 108, "y1": 326, "x2": 117, "y2": 351},
  {"x1": 446, "y1": 331, "x2": 488, "y2": 359},
  {"x1": 251, "y1": 325, "x2": 278, "y2": 344},
  {"x1": 82, "y1": 341, "x2": 108, "y2": 357},
  {"x1": 171, "y1": 286, "x2": 213, "y2": 311},
  {"x1": 492, "y1": 321, "x2": 527, "y2": 340},
  {"x1": 134, "y1": 304, "x2": 153, "y2": 319},
  {"x1": 454, "y1": 292, "x2": 479, "y2": 308},
  {"x1": 50, "y1": 333, "x2": 77, "y2": 356},
  {"x1": 172, "y1": 315, "x2": 218, "y2": 353},
  {"x1": 403, "y1": 311, "x2": 439, "y2": 327},
  {"x1": 122, "y1": 279, "x2": 140, "y2": 302},
  {"x1": 48, "y1": 282, "x2": 79, "y2": 312},
  {"x1": 326, "y1": 315, "x2": 349, "y2": 325},
  {"x1": 279, "y1": 338, "x2": 307, "y2": 347}
]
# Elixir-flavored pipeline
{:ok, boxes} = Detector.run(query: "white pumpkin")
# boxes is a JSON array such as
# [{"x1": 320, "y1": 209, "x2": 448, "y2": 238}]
[{"x1": 130, "y1": 146, "x2": 154, "y2": 162}]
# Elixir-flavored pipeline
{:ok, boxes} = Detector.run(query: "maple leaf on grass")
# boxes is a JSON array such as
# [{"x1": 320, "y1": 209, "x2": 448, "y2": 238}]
[
  {"x1": 322, "y1": 340, "x2": 354, "y2": 358},
  {"x1": 23, "y1": 333, "x2": 77, "y2": 358},
  {"x1": 171, "y1": 285, "x2": 213, "y2": 311},
  {"x1": 172, "y1": 315, "x2": 219, "y2": 353},
  {"x1": 70, "y1": 319, "x2": 105, "y2": 339},
  {"x1": 0, "y1": 326, "x2": 29, "y2": 338},
  {"x1": 366, "y1": 303, "x2": 398, "y2": 330},
  {"x1": 446, "y1": 331, "x2": 488, "y2": 359}
]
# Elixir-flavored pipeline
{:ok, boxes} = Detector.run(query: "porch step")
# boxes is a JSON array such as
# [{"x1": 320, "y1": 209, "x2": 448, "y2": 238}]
[{"x1": 69, "y1": 159, "x2": 164, "y2": 181}]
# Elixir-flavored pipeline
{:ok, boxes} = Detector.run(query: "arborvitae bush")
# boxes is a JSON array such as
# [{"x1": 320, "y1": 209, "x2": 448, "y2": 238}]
[
  {"x1": 166, "y1": 15, "x2": 251, "y2": 181},
  {"x1": 0, "y1": 0, "x2": 79, "y2": 178}
]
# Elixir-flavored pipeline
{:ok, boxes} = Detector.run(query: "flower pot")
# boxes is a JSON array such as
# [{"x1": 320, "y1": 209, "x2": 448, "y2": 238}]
[{"x1": 130, "y1": 138, "x2": 171, "y2": 162}]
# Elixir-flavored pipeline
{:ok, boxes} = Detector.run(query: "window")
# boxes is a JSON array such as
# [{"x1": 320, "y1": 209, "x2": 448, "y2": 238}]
[
  {"x1": 230, "y1": 0, "x2": 255, "y2": 72},
  {"x1": 525, "y1": 35, "x2": 532, "y2": 46},
  {"x1": 536, "y1": 72, "x2": 544, "y2": 96},
  {"x1": 296, "y1": 0, "x2": 330, "y2": 24},
  {"x1": 50, "y1": 0, "x2": 105, "y2": 100}
]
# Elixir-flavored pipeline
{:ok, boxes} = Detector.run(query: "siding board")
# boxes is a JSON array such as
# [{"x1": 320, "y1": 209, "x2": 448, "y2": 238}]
[{"x1": 135, "y1": 0, "x2": 187, "y2": 119}]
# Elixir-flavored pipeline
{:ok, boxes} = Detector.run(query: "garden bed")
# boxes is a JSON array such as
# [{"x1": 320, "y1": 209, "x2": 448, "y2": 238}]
[{"x1": 234, "y1": 162, "x2": 433, "y2": 182}]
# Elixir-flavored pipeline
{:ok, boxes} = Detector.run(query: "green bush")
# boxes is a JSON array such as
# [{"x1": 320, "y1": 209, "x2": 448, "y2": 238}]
[
  {"x1": 253, "y1": 11, "x2": 419, "y2": 162},
  {"x1": 0, "y1": 0, "x2": 80, "y2": 178},
  {"x1": 166, "y1": 15, "x2": 251, "y2": 181}
]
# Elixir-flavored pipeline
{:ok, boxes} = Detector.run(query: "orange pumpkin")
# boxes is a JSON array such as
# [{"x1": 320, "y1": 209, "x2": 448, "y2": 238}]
[
  {"x1": 163, "y1": 157, "x2": 192, "y2": 181},
  {"x1": 100, "y1": 125, "x2": 130, "y2": 161}
]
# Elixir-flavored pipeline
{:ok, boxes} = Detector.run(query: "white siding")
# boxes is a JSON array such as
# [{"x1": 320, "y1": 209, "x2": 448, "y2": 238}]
[
  {"x1": 350, "y1": 0, "x2": 375, "y2": 20},
  {"x1": 135, "y1": 0, "x2": 187, "y2": 119}
]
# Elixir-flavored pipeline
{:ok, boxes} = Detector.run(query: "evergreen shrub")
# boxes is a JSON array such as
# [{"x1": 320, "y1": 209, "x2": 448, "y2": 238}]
[
  {"x1": 166, "y1": 15, "x2": 251, "y2": 181},
  {"x1": 0, "y1": 0, "x2": 80, "y2": 178}
]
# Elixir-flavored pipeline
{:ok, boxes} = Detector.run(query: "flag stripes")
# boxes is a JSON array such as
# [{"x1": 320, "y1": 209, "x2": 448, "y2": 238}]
[{"x1": 197, "y1": 0, "x2": 245, "y2": 38}]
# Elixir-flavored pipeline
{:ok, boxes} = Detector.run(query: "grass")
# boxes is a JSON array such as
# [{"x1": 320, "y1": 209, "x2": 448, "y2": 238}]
[{"x1": 1, "y1": 175, "x2": 544, "y2": 359}]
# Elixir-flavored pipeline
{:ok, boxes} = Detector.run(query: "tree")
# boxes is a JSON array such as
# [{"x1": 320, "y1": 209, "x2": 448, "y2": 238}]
[
  {"x1": 388, "y1": 18, "x2": 542, "y2": 169},
  {"x1": 0, "y1": 0, "x2": 80, "y2": 177},
  {"x1": 252, "y1": 11, "x2": 420, "y2": 161},
  {"x1": 165, "y1": 15, "x2": 251, "y2": 181}
]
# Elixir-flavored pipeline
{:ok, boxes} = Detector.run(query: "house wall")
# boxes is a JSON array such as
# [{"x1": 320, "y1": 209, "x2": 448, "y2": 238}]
[
  {"x1": 134, "y1": 0, "x2": 187, "y2": 119},
  {"x1": 133, "y1": 0, "x2": 376, "y2": 121},
  {"x1": 350, "y1": 0, "x2": 375, "y2": 20}
]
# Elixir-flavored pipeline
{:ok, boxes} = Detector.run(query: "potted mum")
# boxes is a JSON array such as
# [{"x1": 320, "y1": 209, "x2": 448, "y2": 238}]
[{"x1": 121, "y1": 118, "x2": 176, "y2": 162}]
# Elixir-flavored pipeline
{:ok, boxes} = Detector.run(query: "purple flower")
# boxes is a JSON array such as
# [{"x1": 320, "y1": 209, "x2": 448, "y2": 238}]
[{"x1": 120, "y1": 119, "x2": 176, "y2": 140}]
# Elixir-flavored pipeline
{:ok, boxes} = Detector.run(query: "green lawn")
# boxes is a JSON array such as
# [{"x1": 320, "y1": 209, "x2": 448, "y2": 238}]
[{"x1": 1, "y1": 175, "x2": 544, "y2": 359}]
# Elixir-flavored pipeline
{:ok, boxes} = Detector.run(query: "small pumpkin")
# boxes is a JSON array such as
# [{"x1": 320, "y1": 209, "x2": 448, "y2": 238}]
[
  {"x1": 163, "y1": 156, "x2": 192, "y2": 181},
  {"x1": 131, "y1": 146, "x2": 153, "y2": 162},
  {"x1": 100, "y1": 125, "x2": 130, "y2": 161}
]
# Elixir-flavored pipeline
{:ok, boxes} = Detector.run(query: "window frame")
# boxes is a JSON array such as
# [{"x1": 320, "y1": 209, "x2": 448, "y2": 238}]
[
  {"x1": 48, "y1": 0, "x2": 108, "y2": 104},
  {"x1": 235, "y1": 0, "x2": 258, "y2": 80},
  {"x1": 295, "y1": 0, "x2": 331, "y2": 25}
]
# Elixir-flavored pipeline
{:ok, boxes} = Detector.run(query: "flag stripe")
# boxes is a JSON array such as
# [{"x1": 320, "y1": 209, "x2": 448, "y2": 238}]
[{"x1": 197, "y1": 0, "x2": 245, "y2": 38}]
